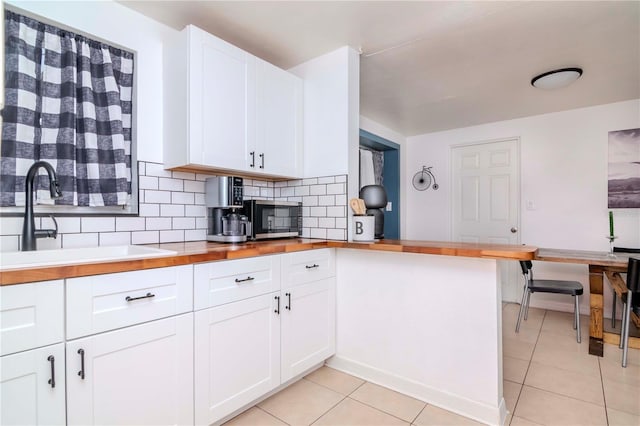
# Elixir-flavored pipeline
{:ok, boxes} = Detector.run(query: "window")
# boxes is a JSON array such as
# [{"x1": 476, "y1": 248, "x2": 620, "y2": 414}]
[{"x1": 0, "y1": 9, "x2": 137, "y2": 215}]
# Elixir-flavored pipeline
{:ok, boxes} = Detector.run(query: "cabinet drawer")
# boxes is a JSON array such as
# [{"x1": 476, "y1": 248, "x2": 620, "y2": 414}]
[
  {"x1": 194, "y1": 256, "x2": 280, "y2": 310},
  {"x1": 282, "y1": 249, "x2": 335, "y2": 289},
  {"x1": 66, "y1": 265, "x2": 193, "y2": 339},
  {"x1": 0, "y1": 280, "x2": 64, "y2": 356}
]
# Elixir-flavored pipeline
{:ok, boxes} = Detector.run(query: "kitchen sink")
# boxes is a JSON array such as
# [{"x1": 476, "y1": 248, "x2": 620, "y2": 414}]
[{"x1": 0, "y1": 245, "x2": 177, "y2": 270}]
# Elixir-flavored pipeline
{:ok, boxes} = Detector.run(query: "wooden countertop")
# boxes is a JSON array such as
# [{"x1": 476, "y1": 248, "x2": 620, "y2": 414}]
[
  {"x1": 0, "y1": 239, "x2": 538, "y2": 286},
  {"x1": 536, "y1": 248, "x2": 632, "y2": 269}
]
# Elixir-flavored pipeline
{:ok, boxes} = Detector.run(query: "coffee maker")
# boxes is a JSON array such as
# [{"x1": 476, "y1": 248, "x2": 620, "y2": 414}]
[{"x1": 205, "y1": 176, "x2": 250, "y2": 243}]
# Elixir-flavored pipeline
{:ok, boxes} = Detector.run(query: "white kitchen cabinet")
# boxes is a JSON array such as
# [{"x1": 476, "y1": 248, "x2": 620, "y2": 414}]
[
  {"x1": 194, "y1": 293, "x2": 280, "y2": 425},
  {"x1": 66, "y1": 265, "x2": 193, "y2": 339},
  {"x1": 0, "y1": 280, "x2": 63, "y2": 356},
  {"x1": 164, "y1": 25, "x2": 302, "y2": 179},
  {"x1": 164, "y1": 25, "x2": 255, "y2": 172},
  {"x1": 281, "y1": 277, "x2": 335, "y2": 382},
  {"x1": 253, "y1": 58, "x2": 303, "y2": 177},
  {"x1": 1, "y1": 343, "x2": 66, "y2": 426},
  {"x1": 281, "y1": 249, "x2": 336, "y2": 382},
  {"x1": 66, "y1": 313, "x2": 193, "y2": 426}
]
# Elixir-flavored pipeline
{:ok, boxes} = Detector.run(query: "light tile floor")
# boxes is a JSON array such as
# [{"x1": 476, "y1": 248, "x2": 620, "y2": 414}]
[{"x1": 225, "y1": 303, "x2": 640, "y2": 425}]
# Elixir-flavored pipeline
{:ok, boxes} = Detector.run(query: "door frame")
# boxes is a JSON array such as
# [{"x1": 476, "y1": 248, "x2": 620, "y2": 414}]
[{"x1": 449, "y1": 137, "x2": 522, "y2": 302}]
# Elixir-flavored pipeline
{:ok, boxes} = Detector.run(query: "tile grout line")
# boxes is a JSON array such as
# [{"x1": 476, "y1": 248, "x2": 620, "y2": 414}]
[
  {"x1": 597, "y1": 358, "x2": 610, "y2": 426},
  {"x1": 255, "y1": 406, "x2": 292, "y2": 426}
]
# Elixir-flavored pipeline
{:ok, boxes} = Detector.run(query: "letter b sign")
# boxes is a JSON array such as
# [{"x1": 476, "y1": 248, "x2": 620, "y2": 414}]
[{"x1": 355, "y1": 221, "x2": 363, "y2": 235}]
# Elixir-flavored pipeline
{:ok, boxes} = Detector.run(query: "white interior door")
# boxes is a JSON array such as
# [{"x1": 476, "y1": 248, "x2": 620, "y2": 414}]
[{"x1": 451, "y1": 139, "x2": 520, "y2": 302}]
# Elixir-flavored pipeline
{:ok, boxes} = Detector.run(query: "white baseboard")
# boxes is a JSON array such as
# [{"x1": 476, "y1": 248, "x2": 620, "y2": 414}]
[{"x1": 326, "y1": 356, "x2": 507, "y2": 426}]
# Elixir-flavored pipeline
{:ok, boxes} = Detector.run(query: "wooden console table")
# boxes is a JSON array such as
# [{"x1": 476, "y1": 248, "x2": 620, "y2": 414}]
[{"x1": 536, "y1": 248, "x2": 638, "y2": 356}]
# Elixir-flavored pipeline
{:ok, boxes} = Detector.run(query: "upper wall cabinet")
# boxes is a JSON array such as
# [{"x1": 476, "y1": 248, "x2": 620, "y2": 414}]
[{"x1": 164, "y1": 25, "x2": 302, "y2": 179}]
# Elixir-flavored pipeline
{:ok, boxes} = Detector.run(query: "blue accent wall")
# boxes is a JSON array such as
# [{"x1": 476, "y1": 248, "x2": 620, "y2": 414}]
[{"x1": 359, "y1": 129, "x2": 400, "y2": 239}]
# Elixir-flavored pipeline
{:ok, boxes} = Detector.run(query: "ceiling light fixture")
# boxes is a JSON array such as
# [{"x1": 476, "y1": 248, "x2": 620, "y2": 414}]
[{"x1": 531, "y1": 67, "x2": 583, "y2": 90}]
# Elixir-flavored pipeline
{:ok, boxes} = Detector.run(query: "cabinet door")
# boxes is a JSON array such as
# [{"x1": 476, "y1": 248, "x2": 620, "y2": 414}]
[
  {"x1": 189, "y1": 25, "x2": 255, "y2": 171},
  {"x1": 281, "y1": 277, "x2": 336, "y2": 383},
  {"x1": 255, "y1": 58, "x2": 303, "y2": 178},
  {"x1": 1, "y1": 280, "x2": 63, "y2": 356},
  {"x1": 195, "y1": 293, "x2": 280, "y2": 425},
  {"x1": 66, "y1": 314, "x2": 193, "y2": 426},
  {"x1": 1, "y1": 343, "x2": 65, "y2": 425}
]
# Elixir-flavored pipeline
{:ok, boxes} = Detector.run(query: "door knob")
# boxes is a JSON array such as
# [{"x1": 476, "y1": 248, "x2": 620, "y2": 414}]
[{"x1": 510, "y1": 227, "x2": 518, "y2": 233}]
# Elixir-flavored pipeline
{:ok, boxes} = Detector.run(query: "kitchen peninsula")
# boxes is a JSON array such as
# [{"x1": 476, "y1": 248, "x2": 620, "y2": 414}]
[{"x1": 1, "y1": 239, "x2": 535, "y2": 425}]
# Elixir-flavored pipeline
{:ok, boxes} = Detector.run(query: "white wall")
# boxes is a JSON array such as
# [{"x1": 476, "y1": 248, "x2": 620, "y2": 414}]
[
  {"x1": 289, "y1": 46, "x2": 360, "y2": 238},
  {"x1": 7, "y1": 0, "x2": 177, "y2": 164},
  {"x1": 405, "y1": 99, "x2": 640, "y2": 315}
]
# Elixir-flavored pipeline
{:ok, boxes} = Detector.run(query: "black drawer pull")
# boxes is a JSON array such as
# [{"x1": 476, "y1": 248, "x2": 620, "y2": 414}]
[
  {"x1": 250, "y1": 151, "x2": 256, "y2": 168},
  {"x1": 77, "y1": 349, "x2": 85, "y2": 380},
  {"x1": 274, "y1": 295, "x2": 280, "y2": 314},
  {"x1": 285, "y1": 292, "x2": 291, "y2": 311},
  {"x1": 125, "y1": 292, "x2": 155, "y2": 302},
  {"x1": 305, "y1": 264, "x2": 320, "y2": 269},
  {"x1": 47, "y1": 355, "x2": 55, "y2": 388},
  {"x1": 235, "y1": 276, "x2": 255, "y2": 283}
]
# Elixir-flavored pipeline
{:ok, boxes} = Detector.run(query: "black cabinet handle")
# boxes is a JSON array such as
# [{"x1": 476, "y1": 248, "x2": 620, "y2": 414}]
[
  {"x1": 77, "y1": 349, "x2": 85, "y2": 380},
  {"x1": 259, "y1": 153, "x2": 264, "y2": 169},
  {"x1": 305, "y1": 264, "x2": 319, "y2": 269},
  {"x1": 274, "y1": 295, "x2": 280, "y2": 314},
  {"x1": 125, "y1": 292, "x2": 155, "y2": 302},
  {"x1": 47, "y1": 355, "x2": 55, "y2": 388},
  {"x1": 285, "y1": 292, "x2": 291, "y2": 311},
  {"x1": 250, "y1": 151, "x2": 255, "y2": 168},
  {"x1": 235, "y1": 276, "x2": 255, "y2": 283}
]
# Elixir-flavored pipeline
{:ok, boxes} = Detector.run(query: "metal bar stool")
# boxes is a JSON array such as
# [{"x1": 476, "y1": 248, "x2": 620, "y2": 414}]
[
  {"x1": 516, "y1": 260, "x2": 584, "y2": 343},
  {"x1": 621, "y1": 257, "x2": 640, "y2": 367},
  {"x1": 611, "y1": 247, "x2": 640, "y2": 329}
]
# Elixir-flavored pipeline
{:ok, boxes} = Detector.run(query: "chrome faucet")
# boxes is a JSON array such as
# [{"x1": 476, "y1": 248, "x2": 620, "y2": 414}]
[{"x1": 21, "y1": 161, "x2": 63, "y2": 251}]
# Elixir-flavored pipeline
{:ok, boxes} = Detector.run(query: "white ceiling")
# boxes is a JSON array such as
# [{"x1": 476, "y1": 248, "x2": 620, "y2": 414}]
[{"x1": 119, "y1": 1, "x2": 640, "y2": 137}]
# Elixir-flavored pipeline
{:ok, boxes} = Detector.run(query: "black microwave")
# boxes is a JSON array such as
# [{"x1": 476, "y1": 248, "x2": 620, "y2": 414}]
[{"x1": 243, "y1": 200, "x2": 302, "y2": 240}]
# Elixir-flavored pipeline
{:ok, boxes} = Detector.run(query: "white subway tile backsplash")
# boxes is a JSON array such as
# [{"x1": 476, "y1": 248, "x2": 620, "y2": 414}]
[
  {"x1": 185, "y1": 205, "x2": 206, "y2": 217},
  {"x1": 139, "y1": 176, "x2": 159, "y2": 190},
  {"x1": 1, "y1": 217, "x2": 25, "y2": 235},
  {"x1": 303, "y1": 217, "x2": 318, "y2": 228},
  {"x1": 172, "y1": 192, "x2": 194, "y2": 205},
  {"x1": 145, "y1": 190, "x2": 171, "y2": 204},
  {"x1": 294, "y1": 186, "x2": 310, "y2": 196},
  {"x1": 327, "y1": 206, "x2": 345, "y2": 217},
  {"x1": 131, "y1": 230, "x2": 159, "y2": 244},
  {"x1": 63, "y1": 232, "x2": 99, "y2": 248},
  {"x1": 146, "y1": 217, "x2": 172, "y2": 230},
  {"x1": 280, "y1": 187, "x2": 294, "y2": 197},
  {"x1": 172, "y1": 171, "x2": 195, "y2": 180},
  {"x1": 99, "y1": 232, "x2": 131, "y2": 246},
  {"x1": 327, "y1": 183, "x2": 345, "y2": 195},
  {"x1": 326, "y1": 228, "x2": 346, "y2": 241},
  {"x1": 185, "y1": 229, "x2": 206, "y2": 241},
  {"x1": 139, "y1": 203, "x2": 160, "y2": 217},
  {"x1": 161, "y1": 204, "x2": 184, "y2": 217},
  {"x1": 145, "y1": 163, "x2": 171, "y2": 178},
  {"x1": 159, "y1": 177, "x2": 183, "y2": 191},
  {"x1": 184, "y1": 180, "x2": 204, "y2": 193},
  {"x1": 318, "y1": 195, "x2": 335, "y2": 206},
  {"x1": 0, "y1": 235, "x2": 19, "y2": 251},
  {"x1": 172, "y1": 217, "x2": 195, "y2": 230},
  {"x1": 303, "y1": 196, "x2": 318, "y2": 207},
  {"x1": 317, "y1": 176, "x2": 335, "y2": 184},
  {"x1": 318, "y1": 217, "x2": 335, "y2": 228},
  {"x1": 116, "y1": 217, "x2": 146, "y2": 232},
  {"x1": 310, "y1": 207, "x2": 327, "y2": 217},
  {"x1": 310, "y1": 228, "x2": 327, "y2": 239},
  {"x1": 37, "y1": 237, "x2": 62, "y2": 250},
  {"x1": 82, "y1": 217, "x2": 115, "y2": 233},
  {"x1": 160, "y1": 229, "x2": 184, "y2": 243},
  {"x1": 0, "y1": 163, "x2": 348, "y2": 250}
]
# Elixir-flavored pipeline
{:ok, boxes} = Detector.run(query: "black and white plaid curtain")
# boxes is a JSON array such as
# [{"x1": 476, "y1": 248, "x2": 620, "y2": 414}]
[{"x1": 1, "y1": 11, "x2": 133, "y2": 207}]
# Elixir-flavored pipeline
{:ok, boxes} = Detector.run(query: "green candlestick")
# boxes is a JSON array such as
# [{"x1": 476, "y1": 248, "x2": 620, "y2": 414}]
[{"x1": 609, "y1": 211, "x2": 614, "y2": 238}]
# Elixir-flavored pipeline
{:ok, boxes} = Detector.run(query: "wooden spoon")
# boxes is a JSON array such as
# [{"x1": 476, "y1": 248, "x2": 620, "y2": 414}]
[{"x1": 349, "y1": 198, "x2": 361, "y2": 215}]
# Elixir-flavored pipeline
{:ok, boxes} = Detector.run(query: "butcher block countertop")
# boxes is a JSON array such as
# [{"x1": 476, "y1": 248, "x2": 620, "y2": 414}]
[{"x1": 0, "y1": 239, "x2": 538, "y2": 286}]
